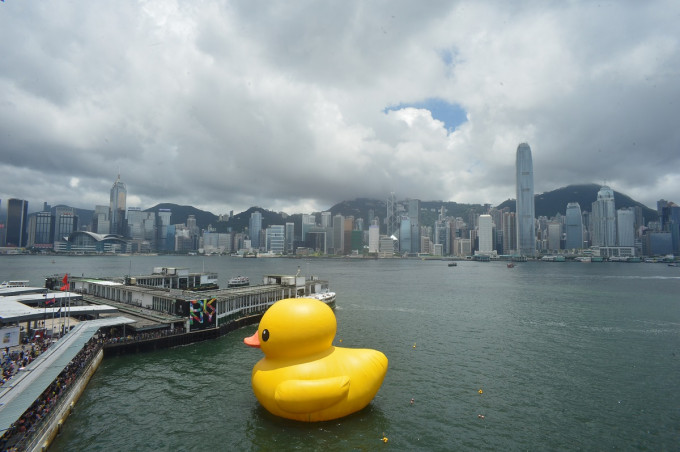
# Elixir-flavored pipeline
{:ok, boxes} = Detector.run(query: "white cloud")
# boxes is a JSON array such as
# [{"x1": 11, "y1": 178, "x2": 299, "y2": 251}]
[{"x1": 1, "y1": 0, "x2": 679, "y2": 215}]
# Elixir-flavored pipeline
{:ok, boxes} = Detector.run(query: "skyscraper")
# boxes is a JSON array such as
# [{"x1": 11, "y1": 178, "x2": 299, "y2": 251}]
[
  {"x1": 285, "y1": 222, "x2": 295, "y2": 254},
  {"x1": 249, "y1": 211, "x2": 262, "y2": 249},
  {"x1": 6, "y1": 198, "x2": 28, "y2": 247},
  {"x1": 515, "y1": 143, "x2": 536, "y2": 256},
  {"x1": 156, "y1": 209, "x2": 172, "y2": 251},
  {"x1": 591, "y1": 186, "x2": 616, "y2": 247},
  {"x1": 109, "y1": 174, "x2": 127, "y2": 235},
  {"x1": 333, "y1": 214, "x2": 344, "y2": 254},
  {"x1": 478, "y1": 214, "x2": 493, "y2": 254},
  {"x1": 565, "y1": 202, "x2": 583, "y2": 250},
  {"x1": 301, "y1": 214, "x2": 316, "y2": 241},
  {"x1": 27, "y1": 210, "x2": 55, "y2": 249},
  {"x1": 54, "y1": 207, "x2": 78, "y2": 245},
  {"x1": 617, "y1": 208, "x2": 635, "y2": 247},
  {"x1": 399, "y1": 216, "x2": 411, "y2": 254},
  {"x1": 408, "y1": 199, "x2": 421, "y2": 253}
]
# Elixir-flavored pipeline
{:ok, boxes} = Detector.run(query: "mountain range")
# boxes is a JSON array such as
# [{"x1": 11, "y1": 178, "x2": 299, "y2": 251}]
[{"x1": 148, "y1": 183, "x2": 659, "y2": 232}]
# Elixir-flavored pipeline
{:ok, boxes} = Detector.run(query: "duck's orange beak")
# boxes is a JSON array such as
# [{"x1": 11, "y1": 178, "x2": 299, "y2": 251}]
[{"x1": 244, "y1": 331, "x2": 260, "y2": 348}]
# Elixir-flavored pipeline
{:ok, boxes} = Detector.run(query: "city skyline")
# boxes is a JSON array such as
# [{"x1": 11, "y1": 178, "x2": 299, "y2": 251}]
[
  {"x1": 1, "y1": 2, "x2": 679, "y2": 215},
  {"x1": 2, "y1": 180, "x2": 678, "y2": 257}
]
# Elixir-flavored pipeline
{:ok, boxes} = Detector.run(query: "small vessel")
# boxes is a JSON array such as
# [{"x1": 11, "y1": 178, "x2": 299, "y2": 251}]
[
  {"x1": 507, "y1": 263, "x2": 515, "y2": 268},
  {"x1": 228, "y1": 276, "x2": 250, "y2": 288},
  {"x1": 309, "y1": 290, "x2": 336, "y2": 304},
  {"x1": 448, "y1": 262, "x2": 457, "y2": 267},
  {"x1": 0, "y1": 280, "x2": 29, "y2": 288}
]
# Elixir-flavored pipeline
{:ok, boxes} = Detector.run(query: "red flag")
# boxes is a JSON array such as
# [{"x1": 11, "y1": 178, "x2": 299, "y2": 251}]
[
  {"x1": 62, "y1": 274, "x2": 68, "y2": 284},
  {"x1": 60, "y1": 284, "x2": 68, "y2": 291}
]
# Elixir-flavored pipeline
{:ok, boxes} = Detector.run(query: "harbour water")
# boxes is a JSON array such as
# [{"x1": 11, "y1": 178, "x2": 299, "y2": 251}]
[{"x1": 1, "y1": 255, "x2": 679, "y2": 450}]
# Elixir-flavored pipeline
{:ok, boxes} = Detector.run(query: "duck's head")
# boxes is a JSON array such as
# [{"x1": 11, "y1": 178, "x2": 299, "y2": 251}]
[{"x1": 244, "y1": 298, "x2": 336, "y2": 359}]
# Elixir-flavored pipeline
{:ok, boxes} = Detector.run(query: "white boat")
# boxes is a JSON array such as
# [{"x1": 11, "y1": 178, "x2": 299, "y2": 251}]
[
  {"x1": 228, "y1": 276, "x2": 250, "y2": 288},
  {"x1": 309, "y1": 291, "x2": 336, "y2": 304},
  {"x1": 0, "y1": 280, "x2": 29, "y2": 288}
]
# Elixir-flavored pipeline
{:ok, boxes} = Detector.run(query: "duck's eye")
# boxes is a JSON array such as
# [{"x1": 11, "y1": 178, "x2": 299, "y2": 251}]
[{"x1": 262, "y1": 329, "x2": 269, "y2": 342}]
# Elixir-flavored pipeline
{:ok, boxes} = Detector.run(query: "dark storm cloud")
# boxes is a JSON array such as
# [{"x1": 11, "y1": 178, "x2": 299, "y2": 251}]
[{"x1": 1, "y1": 0, "x2": 678, "y2": 216}]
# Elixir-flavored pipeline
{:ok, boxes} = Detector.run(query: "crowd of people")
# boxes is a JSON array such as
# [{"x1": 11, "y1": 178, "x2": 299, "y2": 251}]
[
  {"x1": 1, "y1": 339, "x2": 50, "y2": 387},
  {"x1": 0, "y1": 337, "x2": 102, "y2": 451},
  {"x1": 102, "y1": 326, "x2": 186, "y2": 344}
]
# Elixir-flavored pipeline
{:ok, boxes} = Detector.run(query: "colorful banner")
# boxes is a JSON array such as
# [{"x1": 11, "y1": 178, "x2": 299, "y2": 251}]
[{"x1": 189, "y1": 298, "x2": 216, "y2": 331}]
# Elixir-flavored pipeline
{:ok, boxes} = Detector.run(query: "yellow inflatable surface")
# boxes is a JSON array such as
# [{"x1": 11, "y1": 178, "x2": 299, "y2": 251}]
[{"x1": 244, "y1": 298, "x2": 388, "y2": 422}]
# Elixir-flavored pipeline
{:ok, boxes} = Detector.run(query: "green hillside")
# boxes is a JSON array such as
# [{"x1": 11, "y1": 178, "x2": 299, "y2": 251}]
[{"x1": 496, "y1": 184, "x2": 657, "y2": 223}]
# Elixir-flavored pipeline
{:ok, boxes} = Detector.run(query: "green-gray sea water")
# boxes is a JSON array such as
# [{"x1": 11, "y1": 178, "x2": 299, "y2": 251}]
[{"x1": 2, "y1": 255, "x2": 678, "y2": 451}]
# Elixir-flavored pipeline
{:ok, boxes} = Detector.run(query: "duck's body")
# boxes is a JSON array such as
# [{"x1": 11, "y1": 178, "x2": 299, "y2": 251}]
[{"x1": 244, "y1": 298, "x2": 388, "y2": 422}]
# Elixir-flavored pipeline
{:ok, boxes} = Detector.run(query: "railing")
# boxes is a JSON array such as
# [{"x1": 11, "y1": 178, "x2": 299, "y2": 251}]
[{"x1": 2, "y1": 343, "x2": 103, "y2": 452}]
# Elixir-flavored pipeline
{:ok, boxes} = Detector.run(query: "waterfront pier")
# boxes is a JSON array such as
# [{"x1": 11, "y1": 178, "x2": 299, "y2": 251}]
[{"x1": 0, "y1": 270, "x2": 334, "y2": 449}]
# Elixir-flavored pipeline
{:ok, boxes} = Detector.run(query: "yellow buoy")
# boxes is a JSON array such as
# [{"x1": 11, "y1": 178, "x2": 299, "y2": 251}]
[{"x1": 478, "y1": 389, "x2": 483, "y2": 394}]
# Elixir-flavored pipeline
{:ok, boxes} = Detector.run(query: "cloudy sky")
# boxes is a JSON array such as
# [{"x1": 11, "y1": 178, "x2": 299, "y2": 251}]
[{"x1": 2, "y1": 1, "x2": 679, "y2": 216}]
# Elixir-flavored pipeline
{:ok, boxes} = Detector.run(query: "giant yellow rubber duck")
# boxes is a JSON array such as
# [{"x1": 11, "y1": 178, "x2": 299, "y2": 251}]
[{"x1": 244, "y1": 297, "x2": 388, "y2": 422}]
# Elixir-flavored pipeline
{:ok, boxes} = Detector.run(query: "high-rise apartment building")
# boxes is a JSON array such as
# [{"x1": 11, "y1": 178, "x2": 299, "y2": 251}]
[
  {"x1": 6, "y1": 198, "x2": 29, "y2": 247},
  {"x1": 591, "y1": 186, "x2": 616, "y2": 247},
  {"x1": 368, "y1": 223, "x2": 380, "y2": 253},
  {"x1": 109, "y1": 175, "x2": 127, "y2": 235},
  {"x1": 565, "y1": 202, "x2": 583, "y2": 250},
  {"x1": 515, "y1": 143, "x2": 536, "y2": 256},
  {"x1": 478, "y1": 214, "x2": 493, "y2": 254}
]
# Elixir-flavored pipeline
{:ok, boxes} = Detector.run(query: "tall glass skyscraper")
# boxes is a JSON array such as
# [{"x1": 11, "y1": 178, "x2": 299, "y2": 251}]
[
  {"x1": 591, "y1": 186, "x2": 616, "y2": 247},
  {"x1": 617, "y1": 207, "x2": 635, "y2": 247},
  {"x1": 408, "y1": 199, "x2": 421, "y2": 253},
  {"x1": 6, "y1": 198, "x2": 28, "y2": 247},
  {"x1": 249, "y1": 211, "x2": 262, "y2": 249},
  {"x1": 109, "y1": 174, "x2": 127, "y2": 235},
  {"x1": 399, "y1": 216, "x2": 411, "y2": 254},
  {"x1": 565, "y1": 202, "x2": 583, "y2": 250},
  {"x1": 515, "y1": 143, "x2": 535, "y2": 256}
]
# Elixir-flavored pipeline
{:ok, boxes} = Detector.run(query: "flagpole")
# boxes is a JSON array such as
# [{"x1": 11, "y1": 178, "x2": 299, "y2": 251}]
[
  {"x1": 66, "y1": 273, "x2": 70, "y2": 334},
  {"x1": 50, "y1": 290, "x2": 54, "y2": 340},
  {"x1": 43, "y1": 290, "x2": 47, "y2": 333},
  {"x1": 59, "y1": 298, "x2": 63, "y2": 338}
]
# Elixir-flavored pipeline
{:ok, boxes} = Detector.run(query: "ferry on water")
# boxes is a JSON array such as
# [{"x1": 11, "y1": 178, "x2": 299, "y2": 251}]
[
  {"x1": 309, "y1": 290, "x2": 336, "y2": 304},
  {"x1": 228, "y1": 276, "x2": 250, "y2": 288},
  {"x1": 0, "y1": 280, "x2": 29, "y2": 288}
]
